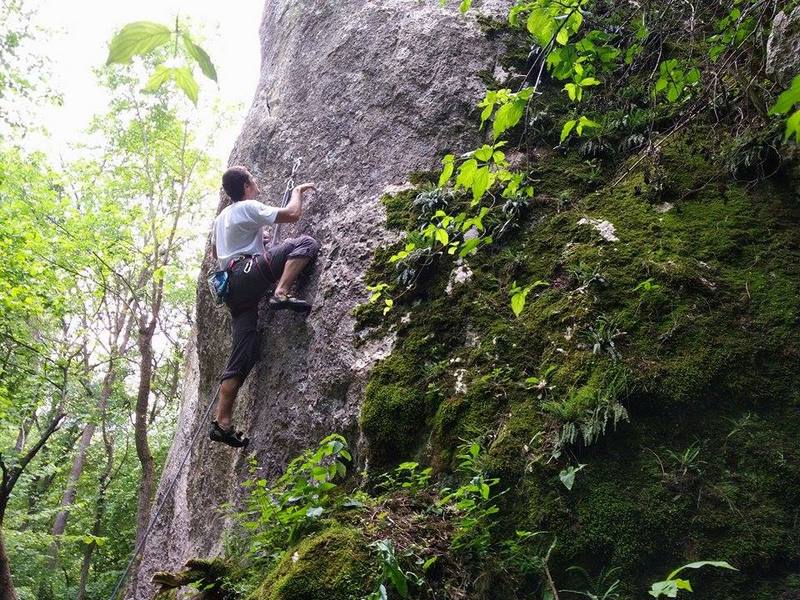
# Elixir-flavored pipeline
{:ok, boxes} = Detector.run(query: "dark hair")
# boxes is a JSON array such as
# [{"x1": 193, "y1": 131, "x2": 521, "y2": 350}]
[{"x1": 222, "y1": 166, "x2": 252, "y2": 202}]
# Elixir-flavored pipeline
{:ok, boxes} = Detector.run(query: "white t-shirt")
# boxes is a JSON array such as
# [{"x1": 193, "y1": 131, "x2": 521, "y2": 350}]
[{"x1": 213, "y1": 200, "x2": 278, "y2": 270}]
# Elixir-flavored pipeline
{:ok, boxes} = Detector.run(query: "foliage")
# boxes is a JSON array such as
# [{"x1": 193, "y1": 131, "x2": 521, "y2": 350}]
[
  {"x1": 238, "y1": 435, "x2": 351, "y2": 560},
  {"x1": 106, "y1": 19, "x2": 218, "y2": 104},
  {"x1": 648, "y1": 561, "x2": 737, "y2": 598},
  {"x1": 436, "y1": 441, "x2": 502, "y2": 554},
  {"x1": 654, "y1": 59, "x2": 701, "y2": 103},
  {"x1": 365, "y1": 539, "x2": 423, "y2": 600},
  {"x1": 769, "y1": 74, "x2": 800, "y2": 142},
  {"x1": 376, "y1": 462, "x2": 433, "y2": 494},
  {"x1": 562, "y1": 566, "x2": 623, "y2": 600},
  {"x1": 510, "y1": 279, "x2": 549, "y2": 317},
  {"x1": 559, "y1": 463, "x2": 586, "y2": 491}
]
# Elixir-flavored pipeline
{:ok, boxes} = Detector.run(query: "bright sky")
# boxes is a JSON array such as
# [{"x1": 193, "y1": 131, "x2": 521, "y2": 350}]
[{"x1": 27, "y1": 0, "x2": 264, "y2": 164}]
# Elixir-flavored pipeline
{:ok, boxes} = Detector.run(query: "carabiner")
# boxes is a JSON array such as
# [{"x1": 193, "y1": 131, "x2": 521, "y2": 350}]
[{"x1": 244, "y1": 258, "x2": 253, "y2": 274}]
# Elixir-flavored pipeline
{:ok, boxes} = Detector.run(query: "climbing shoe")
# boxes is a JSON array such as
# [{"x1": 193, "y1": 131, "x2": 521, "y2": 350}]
[
  {"x1": 268, "y1": 293, "x2": 311, "y2": 313},
  {"x1": 208, "y1": 420, "x2": 249, "y2": 448}
]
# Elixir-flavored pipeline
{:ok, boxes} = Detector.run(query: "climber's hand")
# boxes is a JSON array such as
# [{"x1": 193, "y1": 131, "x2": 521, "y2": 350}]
[{"x1": 295, "y1": 182, "x2": 317, "y2": 194}]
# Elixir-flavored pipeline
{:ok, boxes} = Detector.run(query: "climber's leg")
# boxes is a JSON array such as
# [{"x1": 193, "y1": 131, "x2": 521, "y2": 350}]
[
  {"x1": 210, "y1": 303, "x2": 260, "y2": 447},
  {"x1": 274, "y1": 257, "x2": 311, "y2": 297},
  {"x1": 265, "y1": 235, "x2": 320, "y2": 312},
  {"x1": 216, "y1": 376, "x2": 241, "y2": 430}
]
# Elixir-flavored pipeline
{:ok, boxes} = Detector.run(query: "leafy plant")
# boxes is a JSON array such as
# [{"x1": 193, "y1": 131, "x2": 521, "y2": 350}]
[
  {"x1": 238, "y1": 434, "x2": 351, "y2": 560},
  {"x1": 510, "y1": 279, "x2": 549, "y2": 317},
  {"x1": 440, "y1": 143, "x2": 513, "y2": 205},
  {"x1": 708, "y1": 2, "x2": 756, "y2": 63},
  {"x1": 437, "y1": 441, "x2": 502, "y2": 554},
  {"x1": 478, "y1": 87, "x2": 535, "y2": 139},
  {"x1": 654, "y1": 59, "x2": 701, "y2": 103},
  {"x1": 665, "y1": 441, "x2": 704, "y2": 479},
  {"x1": 634, "y1": 278, "x2": 661, "y2": 293},
  {"x1": 366, "y1": 539, "x2": 424, "y2": 600},
  {"x1": 769, "y1": 74, "x2": 800, "y2": 142},
  {"x1": 561, "y1": 115, "x2": 601, "y2": 143},
  {"x1": 559, "y1": 463, "x2": 587, "y2": 490},
  {"x1": 366, "y1": 283, "x2": 394, "y2": 315},
  {"x1": 648, "y1": 561, "x2": 737, "y2": 598},
  {"x1": 584, "y1": 314, "x2": 625, "y2": 360},
  {"x1": 106, "y1": 18, "x2": 217, "y2": 104},
  {"x1": 377, "y1": 461, "x2": 433, "y2": 494},
  {"x1": 510, "y1": 0, "x2": 587, "y2": 50},
  {"x1": 563, "y1": 565, "x2": 623, "y2": 600}
]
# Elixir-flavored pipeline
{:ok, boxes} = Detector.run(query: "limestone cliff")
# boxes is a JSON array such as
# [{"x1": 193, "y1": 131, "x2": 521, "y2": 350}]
[{"x1": 127, "y1": 1, "x2": 508, "y2": 597}]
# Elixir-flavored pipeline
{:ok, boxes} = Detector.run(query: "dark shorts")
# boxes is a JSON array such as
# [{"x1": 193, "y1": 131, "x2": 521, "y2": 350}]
[{"x1": 221, "y1": 235, "x2": 320, "y2": 382}]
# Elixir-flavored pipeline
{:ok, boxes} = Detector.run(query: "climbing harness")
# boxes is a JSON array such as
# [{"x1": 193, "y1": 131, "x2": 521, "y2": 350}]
[
  {"x1": 107, "y1": 158, "x2": 302, "y2": 600},
  {"x1": 270, "y1": 156, "x2": 303, "y2": 248}
]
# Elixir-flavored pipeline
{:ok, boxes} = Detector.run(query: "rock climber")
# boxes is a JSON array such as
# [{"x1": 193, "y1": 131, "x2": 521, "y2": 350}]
[{"x1": 209, "y1": 165, "x2": 319, "y2": 448}]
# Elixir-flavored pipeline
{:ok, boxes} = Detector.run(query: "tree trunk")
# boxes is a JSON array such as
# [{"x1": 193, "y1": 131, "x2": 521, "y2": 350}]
[
  {"x1": 49, "y1": 422, "x2": 96, "y2": 564},
  {"x1": 133, "y1": 319, "x2": 156, "y2": 553},
  {"x1": 0, "y1": 402, "x2": 65, "y2": 600},
  {"x1": 0, "y1": 531, "x2": 18, "y2": 600}
]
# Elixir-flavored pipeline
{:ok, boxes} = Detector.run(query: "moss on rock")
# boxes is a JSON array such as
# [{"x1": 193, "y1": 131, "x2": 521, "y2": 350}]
[{"x1": 253, "y1": 527, "x2": 372, "y2": 600}]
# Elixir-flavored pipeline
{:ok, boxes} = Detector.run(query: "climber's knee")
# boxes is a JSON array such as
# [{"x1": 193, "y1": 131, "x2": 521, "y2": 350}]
[{"x1": 287, "y1": 235, "x2": 320, "y2": 262}]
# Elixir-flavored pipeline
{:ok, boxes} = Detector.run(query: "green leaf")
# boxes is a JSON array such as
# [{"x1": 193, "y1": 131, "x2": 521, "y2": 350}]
[
  {"x1": 106, "y1": 21, "x2": 172, "y2": 65},
  {"x1": 560, "y1": 119, "x2": 576, "y2": 142},
  {"x1": 439, "y1": 154, "x2": 455, "y2": 187},
  {"x1": 770, "y1": 75, "x2": 800, "y2": 115},
  {"x1": 564, "y1": 82, "x2": 578, "y2": 101},
  {"x1": 527, "y1": 9, "x2": 556, "y2": 48},
  {"x1": 493, "y1": 100, "x2": 525, "y2": 139},
  {"x1": 456, "y1": 159, "x2": 478, "y2": 189},
  {"x1": 471, "y1": 166, "x2": 490, "y2": 203},
  {"x1": 559, "y1": 463, "x2": 586, "y2": 490},
  {"x1": 459, "y1": 0, "x2": 472, "y2": 13},
  {"x1": 556, "y1": 27, "x2": 570, "y2": 45},
  {"x1": 576, "y1": 115, "x2": 600, "y2": 135},
  {"x1": 666, "y1": 561, "x2": 738, "y2": 580},
  {"x1": 511, "y1": 292, "x2": 526, "y2": 317},
  {"x1": 144, "y1": 66, "x2": 173, "y2": 93},
  {"x1": 183, "y1": 34, "x2": 218, "y2": 82},
  {"x1": 434, "y1": 228, "x2": 449, "y2": 246},
  {"x1": 474, "y1": 145, "x2": 494, "y2": 162},
  {"x1": 649, "y1": 580, "x2": 678, "y2": 598},
  {"x1": 173, "y1": 67, "x2": 199, "y2": 104},
  {"x1": 785, "y1": 109, "x2": 800, "y2": 142},
  {"x1": 458, "y1": 237, "x2": 481, "y2": 257}
]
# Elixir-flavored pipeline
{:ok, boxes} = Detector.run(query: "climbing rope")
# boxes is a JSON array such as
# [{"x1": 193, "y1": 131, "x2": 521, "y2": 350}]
[
  {"x1": 107, "y1": 158, "x2": 301, "y2": 600},
  {"x1": 270, "y1": 156, "x2": 303, "y2": 247}
]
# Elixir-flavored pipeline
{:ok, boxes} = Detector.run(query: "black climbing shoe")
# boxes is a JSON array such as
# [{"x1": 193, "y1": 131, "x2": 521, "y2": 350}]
[
  {"x1": 209, "y1": 420, "x2": 249, "y2": 448},
  {"x1": 268, "y1": 293, "x2": 311, "y2": 313}
]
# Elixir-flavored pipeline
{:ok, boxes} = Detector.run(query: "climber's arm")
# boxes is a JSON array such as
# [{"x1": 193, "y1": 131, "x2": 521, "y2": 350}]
[{"x1": 275, "y1": 183, "x2": 316, "y2": 224}]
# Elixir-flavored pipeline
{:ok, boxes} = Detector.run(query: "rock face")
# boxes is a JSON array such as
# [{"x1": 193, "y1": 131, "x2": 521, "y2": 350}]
[
  {"x1": 127, "y1": 1, "x2": 507, "y2": 597},
  {"x1": 766, "y1": 5, "x2": 800, "y2": 85}
]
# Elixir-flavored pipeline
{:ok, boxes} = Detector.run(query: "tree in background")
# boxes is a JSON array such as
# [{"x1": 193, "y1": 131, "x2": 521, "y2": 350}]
[{"x1": 0, "y1": 10, "x2": 220, "y2": 600}]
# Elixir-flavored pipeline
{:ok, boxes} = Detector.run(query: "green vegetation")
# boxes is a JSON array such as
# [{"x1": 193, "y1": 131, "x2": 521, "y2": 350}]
[
  {"x1": 0, "y1": 4, "x2": 219, "y2": 599},
  {"x1": 4, "y1": 0, "x2": 800, "y2": 598}
]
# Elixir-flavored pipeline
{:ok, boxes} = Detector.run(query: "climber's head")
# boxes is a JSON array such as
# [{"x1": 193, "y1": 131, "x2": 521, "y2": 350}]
[{"x1": 222, "y1": 166, "x2": 259, "y2": 202}]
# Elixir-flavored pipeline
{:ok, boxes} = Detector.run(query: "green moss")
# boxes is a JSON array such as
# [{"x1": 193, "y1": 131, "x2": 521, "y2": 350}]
[
  {"x1": 253, "y1": 527, "x2": 372, "y2": 600},
  {"x1": 355, "y1": 117, "x2": 800, "y2": 597}
]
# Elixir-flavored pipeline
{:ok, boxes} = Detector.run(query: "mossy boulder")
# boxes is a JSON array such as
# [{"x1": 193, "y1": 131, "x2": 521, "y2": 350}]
[
  {"x1": 357, "y1": 119, "x2": 800, "y2": 598},
  {"x1": 252, "y1": 527, "x2": 373, "y2": 600}
]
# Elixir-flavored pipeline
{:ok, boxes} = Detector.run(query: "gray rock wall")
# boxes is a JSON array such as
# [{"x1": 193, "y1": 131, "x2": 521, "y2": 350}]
[{"x1": 128, "y1": 1, "x2": 508, "y2": 597}]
